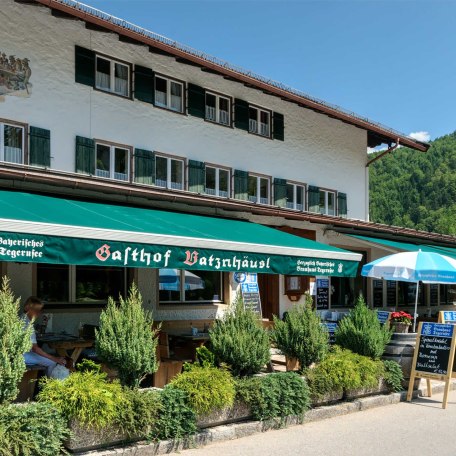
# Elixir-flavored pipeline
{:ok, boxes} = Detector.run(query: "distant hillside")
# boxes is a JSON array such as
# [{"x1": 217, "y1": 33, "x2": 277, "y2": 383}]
[{"x1": 369, "y1": 132, "x2": 456, "y2": 235}]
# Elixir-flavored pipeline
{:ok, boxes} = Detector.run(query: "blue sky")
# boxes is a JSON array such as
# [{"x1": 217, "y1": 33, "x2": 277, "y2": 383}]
[{"x1": 87, "y1": 0, "x2": 456, "y2": 142}]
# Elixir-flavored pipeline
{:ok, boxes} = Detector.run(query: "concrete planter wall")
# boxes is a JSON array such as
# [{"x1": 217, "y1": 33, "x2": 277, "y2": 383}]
[
  {"x1": 344, "y1": 379, "x2": 390, "y2": 401},
  {"x1": 197, "y1": 400, "x2": 252, "y2": 429},
  {"x1": 311, "y1": 389, "x2": 344, "y2": 407}
]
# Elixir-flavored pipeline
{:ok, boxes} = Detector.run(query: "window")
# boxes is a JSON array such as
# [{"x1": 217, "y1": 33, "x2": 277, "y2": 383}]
[
  {"x1": 248, "y1": 175, "x2": 270, "y2": 204},
  {"x1": 286, "y1": 183, "x2": 305, "y2": 211},
  {"x1": 440, "y1": 284, "x2": 456, "y2": 305},
  {"x1": 398, "y1": 282, "x2": 425, "y2": 307},
  {"x1": 155, "y1": 155, "x2": 184, "y2": 190},
  {"x1": 0, "y1": 122, "x2": 24, "y2": 164},
  {"x1": 205, "y1": 92, "x2": 230, "y2": 126},
  {"x1": 155, "y1": 76, "x2": 183, "y2": 112},
  {"x1": 36, "y1": 264, "x2": 127, "y2": 305},
  {"x1": 95, "y1": 55, "x2": 130, "y2": 97},
  {"x1": 205, "y1": 166, "x2": 230, "y2": 197},
  {"x1": 319, "y1": 190, "x2": 336, "y2": 216},
  {"x1": 249, "y1": 106, "x2": 270, "y2": 137},
  {"x1": 95, "y1": 143, "x2": 129, "y2": 181},
  {"x1": 159, "y1": 269, "x2": 223, "y2": 303}
]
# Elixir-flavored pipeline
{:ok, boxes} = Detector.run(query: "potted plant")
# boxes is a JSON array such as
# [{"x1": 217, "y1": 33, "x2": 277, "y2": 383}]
[{"x1": 390, "y1": 311, "x2": 412, "y2": 333}]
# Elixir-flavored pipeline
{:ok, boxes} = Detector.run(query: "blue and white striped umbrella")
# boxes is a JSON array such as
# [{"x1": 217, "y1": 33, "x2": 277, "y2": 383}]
[{"x1": 362, "y1": 250, "x2": 456, "y2": 332}]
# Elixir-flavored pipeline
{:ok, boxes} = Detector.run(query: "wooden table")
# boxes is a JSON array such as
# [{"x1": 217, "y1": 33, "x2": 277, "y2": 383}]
[{"x1": 38, "y1": 335, "x2": 94, "y2": 363}]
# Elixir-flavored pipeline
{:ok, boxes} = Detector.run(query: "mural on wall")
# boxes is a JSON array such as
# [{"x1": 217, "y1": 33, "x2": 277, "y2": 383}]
[{"x1": 0, "y1": 52, "x2": 32, "y2": 100}]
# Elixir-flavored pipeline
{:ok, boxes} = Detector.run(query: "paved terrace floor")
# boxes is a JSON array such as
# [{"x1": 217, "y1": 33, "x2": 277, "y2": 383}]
[{"x1": 173, "y1": 390, "x2": 456, "y2": 456}]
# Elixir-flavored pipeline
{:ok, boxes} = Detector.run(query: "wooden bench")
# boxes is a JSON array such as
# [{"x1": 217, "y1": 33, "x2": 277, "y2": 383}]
[{"x1": 16, "y1": 364, "x2": 46, "y2": 402}]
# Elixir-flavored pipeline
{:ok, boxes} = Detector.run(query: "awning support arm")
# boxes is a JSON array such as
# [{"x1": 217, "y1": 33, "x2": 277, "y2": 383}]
[{"x1": 366, "y1": 139, "x2": 400, "y2": 167}]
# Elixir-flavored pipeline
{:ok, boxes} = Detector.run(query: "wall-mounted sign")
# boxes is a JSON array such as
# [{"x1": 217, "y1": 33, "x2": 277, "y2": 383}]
[
  {"x1": 321, "y1": 322, "x2": 337, "y2": 344},
  {"x1": 0, "y1": 52, "x2": 32, "y2": 99},
  {"x1": 373, "y1": 280, "x2": 383, "y2": 308},
  {"x1": 386, "y1": 281, "x2": 396, "y2": 307},
  {"x1": 316, "y1": 278, "x2": 329, "y2": 309},
  {"x1": 430, "y1": 284, "x2": 439, "y2": 306},
  {"x1": 234, "y1": 272, "x2": 247, "y2": 283},
  {"x1": 240, "y1": 273, "x2": 261, "y2": 314},
  {"x1": 407, "y1": 322, "x2": 456, "y2": 409}
]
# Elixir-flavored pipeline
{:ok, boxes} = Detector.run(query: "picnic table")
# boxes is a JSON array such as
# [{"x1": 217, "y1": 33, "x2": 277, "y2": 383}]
[{"x1": 37, "y1": 333, "x2": 94, "y2": 363}]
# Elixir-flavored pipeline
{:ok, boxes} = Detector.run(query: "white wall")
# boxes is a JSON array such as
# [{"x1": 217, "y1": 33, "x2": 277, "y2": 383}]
[{"x1": 1, "y1": 0, "x2": 368, "y2": 220}]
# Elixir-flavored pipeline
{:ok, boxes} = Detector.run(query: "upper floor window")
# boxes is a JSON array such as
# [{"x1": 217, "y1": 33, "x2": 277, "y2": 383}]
[
  {"x1": 95, "y1": 56, "x2": 130, "y2": 97},
  {"x1": 319, "y1": 189, "x2": 336, "y2": 216},
  {"x1": 95, "y1": 143, "x2": 129, "y2": 181},
  {"x1": 286, "y1": 183, "x2": 305, "y2": 211},
  {"x1": 0, "y1": 122, "x2": 24, "y2": 164},
  {"x1": 205, "y1": 166, "x2": 230, "y2": 198},
  {"x1": 155, "y1": 76, "x2": 183, "y2": 112},
  {"x1": 205, "y1": 92, "x2": 231, "y2": 126},
  {"x1": 249, "y1": 106, "x2": 270, "y2": 138},
  {"x1": 156, "y1": 155, "x2": 184, "y2": 190},
  {"x1": 248, "y1": 175, "x2": 270, "y2": 204}
]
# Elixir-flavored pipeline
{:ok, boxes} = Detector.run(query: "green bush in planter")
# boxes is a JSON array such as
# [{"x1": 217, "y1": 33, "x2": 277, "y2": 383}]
[
  {"x1": 272, "y1": 295, "x2": 329, "y2": 370},
  {"x1": 0, "y1": 402, "x2": 69, "y2": 456},
  {"x1": 335, "y1": 296, "x2": 392, "y2": 359},
  {"x1": 210, "y1": 294, "x2": 270, "y2": 376},
  {"x1": 96, "y1": 283, "x2": 159, "y2": 387},
  {"x1": 170, "y1": 365, "x2": 236, "y2": 415},
  {"x1": 236, "y1": 372, "x2": 310, "y2": 421},
  {"x1": 382, "y1": 360, "x2": 404, "y2": 392},
  {"x1": 0, "y1": 276, "x2": 33, "y2": 404}
]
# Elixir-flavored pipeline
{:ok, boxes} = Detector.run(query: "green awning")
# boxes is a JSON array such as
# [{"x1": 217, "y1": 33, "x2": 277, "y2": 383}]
[
  {"x1": 0, "y1": 190, "x2": 361, "y2": 276},
  {"x1": 348, "y1": 235, "x2": 456, "y2": 260}
]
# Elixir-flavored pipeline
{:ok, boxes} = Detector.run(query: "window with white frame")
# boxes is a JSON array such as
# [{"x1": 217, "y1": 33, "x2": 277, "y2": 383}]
[
  {"x1": 95, "y1": 55, "x2": 130, "y2": 97},
  {"x1": 159, "y1": 269, "x2": 223, "y2": 304},
  {"x1": 286, "y1": 183, "x2": 305, "y2": 211},
  {"x1": 319, "y1": 189, "x2": 336, "y2": 216},
  {"x1": 205, "y1": 166, "x2": 230, "y2": 197},
  {"x1": 0, "y1": 122, "x2": 24, "y2": 164},
  {"x1": 95, "y1": 143, "x2": 129, "y2": 181},
  {"x1": 155, "y1": 155, "x2": 184, "y2": 190},
  {"x1": 155, "y1": 76, "x2": 183, "y2": 112},
  {"x1": 205, "y1": 92, "x2": 230, "y2": 126},
  {"x1": 248, "y1": 175, "x2": 270, "y2": 204},
  {"x1": 249, "y1": 106, "x2": 270, "y2": 137}
]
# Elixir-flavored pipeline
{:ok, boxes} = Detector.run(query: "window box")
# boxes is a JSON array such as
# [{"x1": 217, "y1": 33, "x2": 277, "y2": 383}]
[
  {"x1": 155, "y1": 76, "x2": 184, "y2": 113},
  {"x1": 205, "y1": 92, "x2": 231, "y2": 126},
  {"x1": 205, "y1": 166, "x2": 230, "y2": 198},
  {"x1": 248, "y1": 106, "x2": 271, "y2": 138},
  {"x1": 155, "y1": 155, "x2": 185, "y2": 190},
  {"x1": 95, "y1": 143, "x2": 130, "y2": 182},
  {"x1": 95, "y1": 55, "x2": 130, "y2": 98},
  {"x1": 0, "y1": 122, "x2": 25, "y2": 164},
  {"x1": 248, "y1": 174, "x2": 270, "y2": 204}
]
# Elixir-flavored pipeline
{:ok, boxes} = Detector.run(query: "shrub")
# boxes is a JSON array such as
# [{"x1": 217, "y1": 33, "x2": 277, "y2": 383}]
[
  {"x1": 154, "y1": 386, "x2": 197, "y2": 440},
  {"x1": 383, "y1": 360, "x2": 404, "y2": 392},
  {"x1": 335, "y1": 296, "x2": 391, "y2": 359},
  {"x1": 236, "y1": 372, "x2": 310, "y2": 421},
  {"x1": 170, "y1": 365, "x2": 235, "y2": 415},
  {"x1": 210, "y1": 295, "x2": 270, "y2": 376},
  {"x1": 38, "y1": 369, "x2": 124, "y2": 429},
  {"x1": 272, "y1": 295, "x2": 329, "y2": 370},
  {"x1": 0, "y1": 276, "x2": 33, "y2": 404},
  {"x1": 0, "y1": 402, "x2": 69, "y2": 456},
  {"x1": 195, "y1": 346, "x2": 216, "y2": 368},
  {"x1": 96, "y1": 283, "x2": 159, "y2": 387},
  {"x1": 306, "y1": 347, "x2": 384, "y2": 400}
]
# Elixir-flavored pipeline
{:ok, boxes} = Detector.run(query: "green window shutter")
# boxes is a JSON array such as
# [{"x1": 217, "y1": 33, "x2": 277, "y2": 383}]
[
  {"x1": 188, "y1": 84, "x2": 206, "y2": 118},
  {"x1": 234, "y1": 99, "x2": 249, "y2": 131},
  {"x1": 134, "y1": 149, "x2": 155, "y2": 185},
  {"x1": 273, "y1": 178, "x2": 287, "y2": 208},
  {"x1": 75, "y1": 136, "x2": 95, "y2": 175},
  {"x1": 188, "y1": 159, "x2": 205, "y2": 193},
  {"x1": 29, "y1": 126, "x2": 51, "y2": 167},
  {"x1": 338, "y1": 192, "x2": 347, "y2": 218},
  {"x1": 134, "y1": 65, "x2": 154, "y2": 104},
  {"x1": 75, "y1": 46, "x2": 95, "y2": 87},
  {"x1": 308, "y1": 185, "x2": 320, "y2": 213},
  {"x1": 273, "y1": 112, "x2": 285, "y2": 141},
  {"x1": 234, "y1": 169, "x2": 248, "y2": 200}
]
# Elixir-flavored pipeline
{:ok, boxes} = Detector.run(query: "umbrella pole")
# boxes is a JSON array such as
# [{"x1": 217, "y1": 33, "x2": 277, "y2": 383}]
[{"x1": 413, "y1": 281, "x2": 419, "y2": 333}]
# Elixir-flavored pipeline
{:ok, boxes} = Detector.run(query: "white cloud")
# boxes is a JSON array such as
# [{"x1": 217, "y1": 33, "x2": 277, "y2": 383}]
[{"x1": 409, "y1": 131, "x2": 431, "y2": 143}]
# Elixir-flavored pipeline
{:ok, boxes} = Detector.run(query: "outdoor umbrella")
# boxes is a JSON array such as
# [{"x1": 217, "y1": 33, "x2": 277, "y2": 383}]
[{"x1": 361, "y1": 250, "x2": 456, "y2": 332}]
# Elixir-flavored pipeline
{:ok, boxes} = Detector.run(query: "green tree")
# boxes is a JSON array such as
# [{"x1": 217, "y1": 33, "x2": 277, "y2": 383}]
[{"x1": 96, "y1": 283, "x2": 159, "y2": 387}]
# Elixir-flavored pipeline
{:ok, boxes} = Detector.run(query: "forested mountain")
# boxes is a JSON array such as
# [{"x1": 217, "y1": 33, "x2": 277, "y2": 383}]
[{"x1": 369, "y1": 132, "x2": 456, "y2": 235}]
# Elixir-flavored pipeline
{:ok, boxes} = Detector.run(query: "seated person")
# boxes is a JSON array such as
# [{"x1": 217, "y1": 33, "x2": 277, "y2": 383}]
[{"x1": 22, "y1": 296, "x2": 66, "y2": 376}]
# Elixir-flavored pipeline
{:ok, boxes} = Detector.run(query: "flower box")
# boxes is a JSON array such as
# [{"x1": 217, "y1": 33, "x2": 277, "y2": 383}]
[{"x1": 196, "y1": 400, "x2": 252, "y2": 429}]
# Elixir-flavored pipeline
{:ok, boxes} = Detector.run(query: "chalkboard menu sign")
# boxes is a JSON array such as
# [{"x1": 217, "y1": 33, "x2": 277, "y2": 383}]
[
  {"x1": 241, "y1": 282, "x2": 262, "y2": 315},
  {"x1": 430, "y1": 284, "x2": 439, "y2": 306},
  {"x1": 438, "y1": 311, "x2": 456, "y2": 324},
  {"x1": 321, "y1": 322, "x2": 337, "y2": 344},
  {"x1": 373, "y1": 280, "x2": 383, "y2": 308},
  {"x1": 386, "y1": 281, "x2": 396, "y2": 306},
  {"x1": 376, "y1": 311, "x2": 391, "y2": 325},
  {"x1": 407, "y1": 322, "x2": 456, "y2": 409},
  {"x1": 316, "y1": 278, "x2": 329, "y2": 309}
]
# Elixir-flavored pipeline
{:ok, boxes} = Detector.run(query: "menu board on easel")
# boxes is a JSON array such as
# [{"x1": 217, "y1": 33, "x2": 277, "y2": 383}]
[
  {"x1": 240, "y1": 273, "x2": 262, "y2": 315},
  {"x1": 407, "y1": 322, "x2": 456, "y2": 409},
  {"x1": 373, "y1": 280, "x2": 383, "y2": 308},
  {"x1": 438, "y1": 311, "x2": 456, "y2": 324},
  {"x1": 316, "y1": 278, "x2": 329, "y2": 309},
  {"x1": 386, "y1": 281, "x2": 396, "y2": 307}
]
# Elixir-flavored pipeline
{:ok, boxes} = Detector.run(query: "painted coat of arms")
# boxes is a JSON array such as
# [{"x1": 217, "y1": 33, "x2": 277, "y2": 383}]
[{"x1": 0, "y1": 52, "x2": 32, "y2": 99}]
